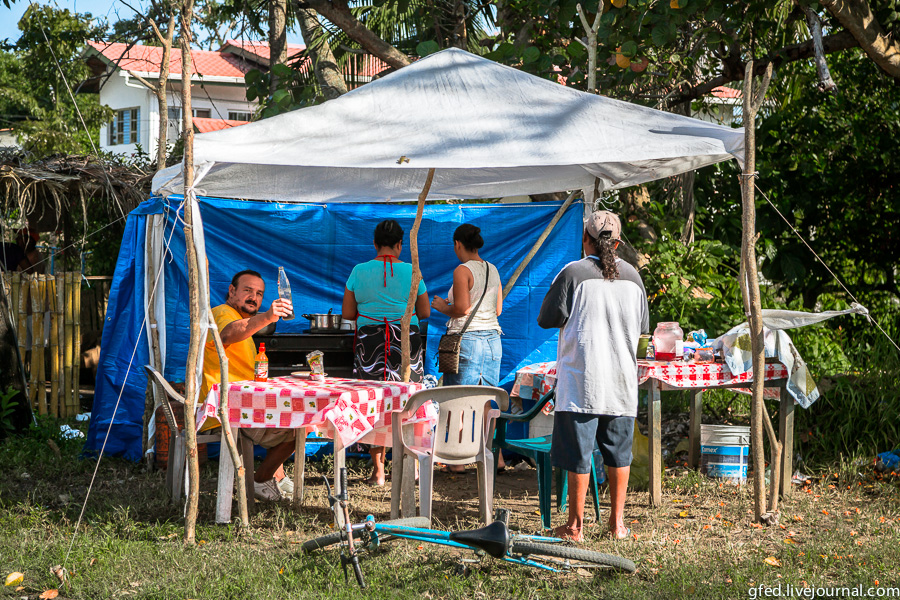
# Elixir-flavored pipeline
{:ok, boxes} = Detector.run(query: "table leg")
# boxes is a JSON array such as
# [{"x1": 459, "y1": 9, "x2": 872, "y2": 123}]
[
  {"x1": 293, "y1": 428, "x2": 306, "y2": 508},
  {"x1": 390, "y1": 413, "x2": 402, "y2": 520},
  {"x1": 648, "y1": 380, "x2": 662, "y2": 507},
  {"x1": 688, "y1": 390, "x2": 703, "y2": 469},
  {"x1": 215, "y1": 428, "x2": 235, "y2": 524},
  {"x1": 779, "y1": 384, "x2": 794, "y2": 497},
  {"x1": 333, "y1": 445, "x2": 346, "y2": 528}
]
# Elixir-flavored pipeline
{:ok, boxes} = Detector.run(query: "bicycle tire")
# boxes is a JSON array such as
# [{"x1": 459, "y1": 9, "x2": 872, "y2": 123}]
[
  {"x1": 302, "y1": 517, "x2": 432, "y2": 553},
  {"x1": 509, "y1": 540, "x2": 636, "y2": 574}
]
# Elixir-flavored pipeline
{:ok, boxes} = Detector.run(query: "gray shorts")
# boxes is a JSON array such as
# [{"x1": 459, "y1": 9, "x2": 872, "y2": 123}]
[
  {"x1": 550, "y1": 412, "x2": 634, "y2": 473},
  {"x1": 243, "y1": 428, "x2": 295, "y2": 449}
]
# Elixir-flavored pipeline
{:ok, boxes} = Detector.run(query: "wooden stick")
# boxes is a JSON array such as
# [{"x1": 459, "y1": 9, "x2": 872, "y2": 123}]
[
  {"x1": 145, "y1": 218, "x2": 166, "y2": 471},
  {"x1": 740, "y1": 60, "x2": 774, "y2": 523},
  {"x1": 400, "y1": 168, "x2": 435, "y2": 382},
  {"x1": 16, "y1": 274, "x2": 28, "y2": 385},
  {"x1": 762, "y1": 405, "x2": 783, "y2": 515},
  {"x1": 49, "y1": 276, "x2": 59, "y2": 417},
  {"x1": 28, "y1": 276, "x2": 42, "y2": 413},
  {"x1": 35, "y1": 276, "x2": 47, "y2": 415},
  {"x1": 209, "y1": 312, "x2": 249, "y2": 527},
  {"x1": 64, "y1": 272, "x2": 76, "y2": 418},
  {"x1": 57, "y1": 273, "x2": 65, "y2": 418},
  {"x1": 74, "y1": 272, "x2": 82, "y2": 416},
  {"x1": 502, "y1": 190, "x2": 578, "y2": 299},
  {"x1": 180, "y1": 0, "x2": 201, "y2": 545}
]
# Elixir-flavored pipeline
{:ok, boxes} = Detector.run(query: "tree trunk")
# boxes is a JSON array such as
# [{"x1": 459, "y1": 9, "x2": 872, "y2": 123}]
[
  {"x1": 297, "y1": 0, "x2": 412, "y2": 70},
  {"x1": 739, "y1": 60, "x2": 773, "y2": 524},
  {"x1": 0, "y1": 278, "x2": 32, "y2": 440},
  {"x1": 180, "y1": 0, "x2": 201, "y2": 546},
  {"x1": 820, "y1": 0, "x2": 900, "y2": 79},
  {"x1": 155, "y1": 14, "x2": 177, "y2": 169},
  {"x1": 400, "y1": 169, "x2": 435, "y2": 382},
  {"x1": 296, "y1": 8, "x2": 349, "y2": 99},
  {"x1": 269, "y1": 0, "x2": 288, "y2": 93}
]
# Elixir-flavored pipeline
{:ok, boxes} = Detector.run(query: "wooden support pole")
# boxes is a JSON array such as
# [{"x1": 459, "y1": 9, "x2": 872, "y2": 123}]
[
  {"x1": 502, "y1": 190, "x2": 578, "y2": 299},
  {"x1": 145, "y1": 220, "x2": 166, "y2": 471},
  {"x1": 73, "y1": 273, "x2": 82, "y2": 415},
  {"x1": 209, "y1": 313, "x2": 249, "y2": 527},
  {"x1": 16, "y1": 274, "x2": 28, "y2": 380},
  {"x1": 400, "y1": 168, "x2": 435, "y2": 383},
  {"x1": 56, "y1": 273, "x2": 65, "y2": 418},
  {"x1": 180, "y1": 0, "x2": 201, "y2": 545},
  {"x1": 64, "y1": 272, "x2": 76, "y2": 418},
  {"x1": 739, "y1": 60, "x2": 773, "y2": 523},
  {"x1": 29, "y1": 276, "x2": 43, "y2": 414},
  {"x1": 49, "y1": 276, "x2": 59, "y2": 418}
]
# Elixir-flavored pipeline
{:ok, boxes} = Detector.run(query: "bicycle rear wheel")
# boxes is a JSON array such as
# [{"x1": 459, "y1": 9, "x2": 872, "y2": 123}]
[
  {"x1": 302, "y1": 517, "x2": 432, "y2": 553},
  {"x1": 509, "y1": 540, "x2": 636, "y2": 574}
]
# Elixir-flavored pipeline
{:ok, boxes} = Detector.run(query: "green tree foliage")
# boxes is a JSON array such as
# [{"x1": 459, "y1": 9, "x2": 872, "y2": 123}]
[{"x1": 6, "y1": 5, "x2": 112, "y2": 157}]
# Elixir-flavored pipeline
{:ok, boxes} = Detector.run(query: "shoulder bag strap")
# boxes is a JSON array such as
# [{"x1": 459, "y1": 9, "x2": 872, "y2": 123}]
[{"x1": 457, "y1": 262, "x2": 491, "y2": 336}]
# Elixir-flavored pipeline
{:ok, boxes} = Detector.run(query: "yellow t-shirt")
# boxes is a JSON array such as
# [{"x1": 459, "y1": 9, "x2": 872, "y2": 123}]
[{"x1": 200, "y1": 304, "x2": 257, "y2": 430}]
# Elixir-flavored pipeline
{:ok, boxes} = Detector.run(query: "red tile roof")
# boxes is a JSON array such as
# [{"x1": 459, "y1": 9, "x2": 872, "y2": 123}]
[
  {"x1": 711, "y1": 86, "x2": 741, "y2": 99},
  {"x1": 192, "y1": 117, "x2": 249, "y2": 133},
  {"x1": 87, "y1": 41, "x2": 252, "y2": 79},
  {"x1": 220, "y1": 40, "x2": 307, "y2": 65}
]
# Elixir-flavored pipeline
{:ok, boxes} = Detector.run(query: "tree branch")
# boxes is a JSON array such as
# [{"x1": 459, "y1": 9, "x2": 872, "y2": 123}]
[
  {"x1": 663, "y1": 30, "x2": 858, "y2": 107},
  {"x1": 125, "y1": 69, "x2": 159, "y2": 93},
  {"x1": 799, "y1": 3, "x2": 838, "y2": 91},
  {"x1": 820, "y1": 0, "x2": 900, "y2": 79},
  {"x1": 293, "y1": 0, "x2": 412, "y2": 70}
]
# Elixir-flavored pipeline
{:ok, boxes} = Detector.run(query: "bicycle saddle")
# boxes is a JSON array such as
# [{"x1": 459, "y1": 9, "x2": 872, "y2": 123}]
[{"x1": 448, "y1": 521, "x2": 510, "y2": 559}]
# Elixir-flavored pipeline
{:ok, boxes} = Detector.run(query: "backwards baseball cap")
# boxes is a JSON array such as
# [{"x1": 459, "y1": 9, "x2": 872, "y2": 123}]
[{"x1": 584, "y1": 210, "x2": 621, "y2": 240}]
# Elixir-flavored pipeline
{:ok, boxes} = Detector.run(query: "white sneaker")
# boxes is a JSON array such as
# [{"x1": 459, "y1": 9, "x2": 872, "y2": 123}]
[
  {"x1": 277, "y1": 476, "x2": 294, "y2": 496},
  {"x1": 254, "y1": 478, "x2": 282, "y2": 501}
]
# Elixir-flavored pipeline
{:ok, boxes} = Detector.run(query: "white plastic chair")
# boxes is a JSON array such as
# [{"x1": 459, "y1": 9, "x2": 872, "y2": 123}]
[
  {"x1": 144, "y1": 365, "x2": 250, "y2": 507},
  {"x1": 392, "y1": 385, "x2": 509, "y2": 525}
]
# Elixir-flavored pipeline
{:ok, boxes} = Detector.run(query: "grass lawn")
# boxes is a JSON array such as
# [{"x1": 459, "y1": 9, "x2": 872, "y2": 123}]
[{"x1": 1, "y1": 417, "x2": 899, "y2": 600}]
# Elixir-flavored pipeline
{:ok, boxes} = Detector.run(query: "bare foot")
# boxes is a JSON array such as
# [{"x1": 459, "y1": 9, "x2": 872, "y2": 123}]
[
  {"x1": 366, "y1": 472, "x2": 388, "y2": 486},
  {"x1": 553, "y1": 524, "x2": 584, "y2": 543},
  {"x1": 608, "y1": 525, "x2": 631, "y2": 540}
]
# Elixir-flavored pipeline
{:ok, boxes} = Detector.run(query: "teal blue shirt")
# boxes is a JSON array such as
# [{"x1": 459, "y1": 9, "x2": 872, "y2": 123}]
[{"x1": 346, "y1": 259, "x2": 427, "y2": 327}]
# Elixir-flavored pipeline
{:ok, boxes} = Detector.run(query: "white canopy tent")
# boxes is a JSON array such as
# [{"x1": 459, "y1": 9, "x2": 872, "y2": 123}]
[{"x1": 152, "y1": 47, "x2": 744, "y2": 202}]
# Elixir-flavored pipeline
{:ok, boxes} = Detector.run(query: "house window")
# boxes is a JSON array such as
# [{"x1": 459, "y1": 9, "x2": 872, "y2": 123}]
[
  {"x1": 228, "y1": 111, "x2": 252, "y2": 122},
  {"x1": 193, "y1": 108, "x2": 211, "y2": 118},
  {"x1": 108, "y1": 108, "x2": 140, "y2": 145},
  {"x1": 168, "y1": 107, "x2": 211, "y2": 120},
  {"x1": 167, "y1": 107, "x2": 181, "y2": 122}
]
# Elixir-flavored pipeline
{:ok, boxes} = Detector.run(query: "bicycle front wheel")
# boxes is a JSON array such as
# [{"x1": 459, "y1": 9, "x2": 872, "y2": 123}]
[
  {"x1": 509, "y1": 541, "x2": 636, "y2": 574},
  {"x1": 302, "y1": 517, "x2": 432, "y2": 553}
]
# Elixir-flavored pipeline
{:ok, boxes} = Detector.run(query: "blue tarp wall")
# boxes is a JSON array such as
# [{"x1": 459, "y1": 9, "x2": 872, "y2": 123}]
[{"x1": 86, "y1": 195, "x2": 582, "y2": 461}]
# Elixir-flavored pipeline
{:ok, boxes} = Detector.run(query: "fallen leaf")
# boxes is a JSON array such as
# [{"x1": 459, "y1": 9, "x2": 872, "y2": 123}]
[
  {"x1": 672, "y1": 523, "x2": 681, "y2": 529},
  {"x1": 783, "y1": 538, "x2": 797, "y2": 544},
  {"x1": 793, "y1": 516, "x2": 803, "y2": 522},
  {"x1": 764, "y1": 556, "x2": 782, "y2": 567},
  {"x1": 703, "y1": 525, "x2": 710, "y2": 530},
  {"x1": 39, "y1": 590, "x2": 59, "y2": 599},
  {"x1": 15, "y1": 586, "x2": 24, "y2": 592},
  {"x1": 5, "y1": 573, "x2": 24, "y2": 586},
  {"x1": 678, "y1": 511, "x2": 690, "y2": 518},
  {"x1": 821, "y1": 510, "x2": 829, "y2": 515}
]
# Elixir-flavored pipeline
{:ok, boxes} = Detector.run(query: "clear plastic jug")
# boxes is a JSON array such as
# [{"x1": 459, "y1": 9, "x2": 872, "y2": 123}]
[
  {"x1": 277, "y1": 266, "x2": 295, "y2": 321},
  {"x1": 652, "y1": 322, "x2": 683, "y2": 361}
]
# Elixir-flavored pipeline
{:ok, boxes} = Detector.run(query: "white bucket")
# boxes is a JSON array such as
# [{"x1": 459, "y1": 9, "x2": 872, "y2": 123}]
[{"x1": 700, "y1": 424, "x2": 750, "y2": 483}]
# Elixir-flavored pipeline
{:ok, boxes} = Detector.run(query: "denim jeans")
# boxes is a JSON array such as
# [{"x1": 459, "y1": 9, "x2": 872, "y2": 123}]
[{"x1": 443, "y1": 329, "x2": 502, "y2": 387}]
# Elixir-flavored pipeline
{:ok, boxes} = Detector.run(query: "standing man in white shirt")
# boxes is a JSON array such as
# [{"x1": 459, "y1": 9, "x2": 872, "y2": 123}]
[{"x1": 537, "y1": 211, "x2": 649, "y2": 542}]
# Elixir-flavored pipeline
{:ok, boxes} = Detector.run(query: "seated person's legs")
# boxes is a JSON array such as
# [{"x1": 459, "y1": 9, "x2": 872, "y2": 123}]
[{"x1": 243, "y1": 428, "x2": 296, "y2": 499}]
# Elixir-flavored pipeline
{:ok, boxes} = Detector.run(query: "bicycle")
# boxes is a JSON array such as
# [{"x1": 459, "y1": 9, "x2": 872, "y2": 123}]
[{"x1": 303, "y1": 468, "x2": 636, "y2": 588}]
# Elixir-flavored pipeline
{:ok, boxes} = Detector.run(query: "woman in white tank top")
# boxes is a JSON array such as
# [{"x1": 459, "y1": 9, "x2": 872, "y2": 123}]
[{"x1": 431, "y1": 224, "x2": 504, "y2": 387}]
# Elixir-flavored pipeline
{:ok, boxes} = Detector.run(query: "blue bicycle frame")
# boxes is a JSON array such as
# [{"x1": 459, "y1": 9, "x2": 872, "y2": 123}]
[{"x1": 358, "y1": 516, "x2": 568, "y2": 572}]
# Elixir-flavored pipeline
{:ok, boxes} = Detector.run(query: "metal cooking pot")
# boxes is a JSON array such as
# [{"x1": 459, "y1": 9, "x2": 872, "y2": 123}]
[{"x1": 301, "y1": 313, "x2": 343, "y2": 331}]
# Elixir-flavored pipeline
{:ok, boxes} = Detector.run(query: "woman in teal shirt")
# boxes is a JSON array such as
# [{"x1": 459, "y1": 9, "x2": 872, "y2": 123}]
[{"x1": 342, "y1": 219, "x2": 430, "y2": 485}]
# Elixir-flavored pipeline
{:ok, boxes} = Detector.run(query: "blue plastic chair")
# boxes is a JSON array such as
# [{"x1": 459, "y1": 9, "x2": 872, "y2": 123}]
[{"x1": 492, "y1": 390, "x2": 602, "y2": 530}]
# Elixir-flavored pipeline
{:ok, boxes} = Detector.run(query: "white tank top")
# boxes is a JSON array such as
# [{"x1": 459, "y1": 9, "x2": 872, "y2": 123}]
[{"x1": 447, "y1": 260, "x2": 502, "y2": 334}]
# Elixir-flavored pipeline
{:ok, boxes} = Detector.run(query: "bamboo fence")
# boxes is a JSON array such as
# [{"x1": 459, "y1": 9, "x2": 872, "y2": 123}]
[{"x1": 0, "y1": 271, "x2": 105, "y2": 418}]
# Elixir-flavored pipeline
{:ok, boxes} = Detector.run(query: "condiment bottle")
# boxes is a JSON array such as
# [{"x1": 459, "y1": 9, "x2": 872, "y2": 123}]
[
  {"x1": 277, "y1": 267, "x2": 295, "y2": 321},
  {"x1": 254, "y1": 343, "x2": 269, "y2": 382}
]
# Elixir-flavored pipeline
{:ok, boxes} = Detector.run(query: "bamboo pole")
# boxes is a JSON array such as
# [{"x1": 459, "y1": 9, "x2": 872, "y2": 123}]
[
  {"x1": 400, "y1": 168, "x2": 436, "y2": 382},
  {"x1": 180, "y1": 0, "x2": 201, "y2": 545},
  {"x1": 145, "y1": 219, "x2": 166, "y2": 471},
  {"x1": 739, "y1": 60, "x2": 773, "y2": 524},
  {"x1": 502, "y1": 190, "x2": 578, "y2": 299},
  {"x1": 74, "y1": 273, "x2": 82, "y2": 416},
  {"x1": 56, "y1": 272, "x2": 65, "y2": 418},
  {"x1": 16, "y1": 274, "x2": 28, "y2": 398},
  {"x1": 49, "y1": 275, "x2": 60, "y2": 418},
  {"x1": 64, "y1": 272, "x2": 76, "y2": 418},
  {"x1": 29, "y1": 276, "x2": 42, "y2": 413},
  {"x1": 209, "y1": 312, "x2": 249, "y2": 527}
]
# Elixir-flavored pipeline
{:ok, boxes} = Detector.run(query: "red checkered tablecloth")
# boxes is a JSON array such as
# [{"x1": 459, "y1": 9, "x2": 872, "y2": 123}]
[
  {"x1": 511, "y1": 360, "x2": 789, "y2": 402},
  {"x1": 199, "y1": 376, "x2": 435, "y2": 450}
]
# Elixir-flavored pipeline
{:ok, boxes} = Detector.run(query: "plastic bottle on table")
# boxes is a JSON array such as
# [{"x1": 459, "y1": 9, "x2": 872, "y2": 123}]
[
  {"x1": 277, "y1": 266, "x2": 295, "y2": 321},
  {"x1": 254, "y1": 343, "x2": 269, "y2": 382}
]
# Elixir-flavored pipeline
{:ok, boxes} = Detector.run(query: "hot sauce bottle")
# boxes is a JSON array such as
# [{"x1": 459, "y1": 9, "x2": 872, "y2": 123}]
[{"x1": 254, "y1": 343, "x2": 269, "y2": 382}]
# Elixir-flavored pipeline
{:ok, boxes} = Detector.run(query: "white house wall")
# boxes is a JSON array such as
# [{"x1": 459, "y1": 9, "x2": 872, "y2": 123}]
[{"x1": 99, "y1": 75, "x2": 257, "y2": 158}]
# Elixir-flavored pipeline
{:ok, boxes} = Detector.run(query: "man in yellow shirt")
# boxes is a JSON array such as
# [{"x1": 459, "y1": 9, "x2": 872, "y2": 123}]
[{"x1": 202, "y1": 269, "x2": 294, "y2": 501}]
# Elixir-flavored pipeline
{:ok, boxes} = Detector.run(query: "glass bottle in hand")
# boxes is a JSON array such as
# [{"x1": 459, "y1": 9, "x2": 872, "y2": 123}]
[{"x1": 277, "y1": 266, "x2": 295, "y2": 320}]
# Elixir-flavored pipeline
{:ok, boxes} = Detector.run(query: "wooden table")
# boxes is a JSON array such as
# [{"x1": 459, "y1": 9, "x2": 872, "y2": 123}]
[
  {"x1": 200, "y1": 375, "x2": 434, "y2": 524},
  {"x1": 512, "y1": 360, "x2": 791, "y2": 506}
]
